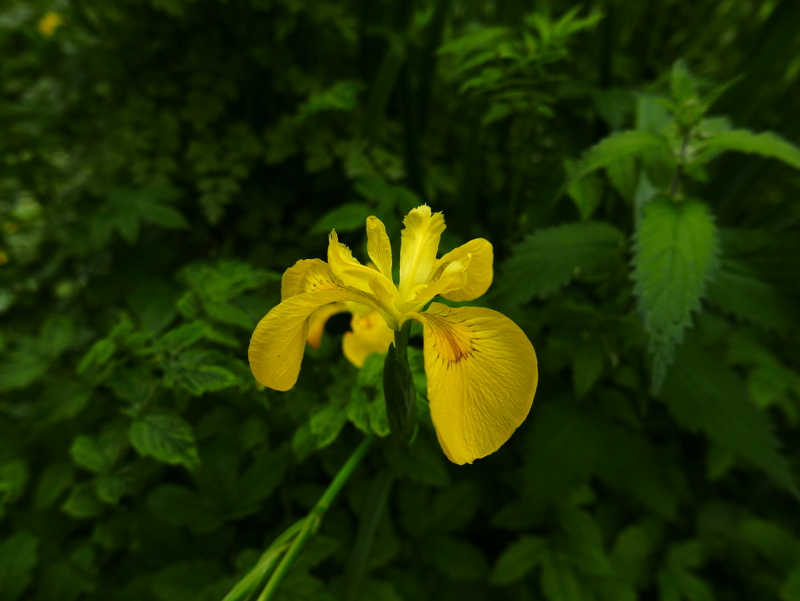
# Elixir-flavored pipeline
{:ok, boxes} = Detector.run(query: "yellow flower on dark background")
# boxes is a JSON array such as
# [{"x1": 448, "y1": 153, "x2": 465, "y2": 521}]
[{"x1": 249, "y1": 206, "x2": 538, "y2": 465}]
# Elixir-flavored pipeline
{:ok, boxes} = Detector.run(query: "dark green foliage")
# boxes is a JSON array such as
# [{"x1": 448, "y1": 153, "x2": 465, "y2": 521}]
[{"x1": 2, "y1": 1, "x2": 800, "y2": 601}]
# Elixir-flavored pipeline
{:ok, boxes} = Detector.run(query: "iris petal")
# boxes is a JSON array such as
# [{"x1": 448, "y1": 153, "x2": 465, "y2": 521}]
[
  {"x1": 399, "y1": 206, "x2": 445, "y2": 299},
  {"x1": 408, "y1": 303, "x2": 538, "y2": 465},
  {"x1": 435, "y1": 238, "x2": 493, "y2": 302}
]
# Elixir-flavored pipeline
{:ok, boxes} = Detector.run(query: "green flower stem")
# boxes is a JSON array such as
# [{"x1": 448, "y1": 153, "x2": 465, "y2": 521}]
[
  {"x1": 221, "y1": 520, "x2": 305, "y2": 601},
  {"x1": 394, "y1": 320, "x2": 413, "y2": 356},
  {"x1": 254, "y1": 436, "x2": 374, "y2": 601}
]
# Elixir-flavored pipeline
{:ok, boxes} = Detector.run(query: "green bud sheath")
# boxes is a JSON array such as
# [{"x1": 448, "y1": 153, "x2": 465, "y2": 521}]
[{"x1": 383, "y1": 343, "x2": 417, "y2": 445}]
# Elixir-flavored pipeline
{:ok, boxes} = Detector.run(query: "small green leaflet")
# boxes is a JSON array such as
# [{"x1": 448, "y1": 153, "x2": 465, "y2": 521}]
[
  {"x1": 632, "y1": 198, "x2": 719, "y2": 392},
  {"x1": 0, "y1": 530, "x2": 38, "y2": 601},
  {"x1": 697, "y1": 129, "x2": 800, "y2": 169},
  {"x1": 130, "y1": 411, "x2": 200, "y2": 471},
  {"x1": 497, "y1": 221, "x2": 625, "y2": 305},
  {"x1": 490, "y1": 535, "x2": 547, "y2": 585},
  {"x1": 569, "y1": 131, "x2": 670, "y2": 182}
]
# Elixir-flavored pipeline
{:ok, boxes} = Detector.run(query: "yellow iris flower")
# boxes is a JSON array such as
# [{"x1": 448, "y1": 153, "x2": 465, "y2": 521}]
[
  {"x1": 306, "y1": 300, "x2": 394, "y2": 368},
  {"x1": 249, "y1": 205, "x2": 538, "y2": 464}
]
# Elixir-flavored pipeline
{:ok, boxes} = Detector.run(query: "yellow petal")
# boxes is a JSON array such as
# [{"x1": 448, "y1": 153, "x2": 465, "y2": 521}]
[
  {"x1": 281, "y1": 259, "x2": 338, "y2": 301},
  {"x1": 328, "y1": 230, "x2": 399, "y2": 299},
  {"x1": 307, "y1": 303, "x2": 348, "y2": 348},
  {"x1": 399, "y1": 206, "x2": 445, "y2": 299},
  {"x1": 250, "y1": 263, "x2": 394, "y2": 391},
  {"x1": 409, "y1": 303, "x2": 538, "y2": 465},
  {"x1": 398, "y1": 254, "x2": 471, "y2": 313},
  {"x1": 366, "y1": 216, "x2": 393, "y2": 280},
  {"x1": 343, "y1": 310, "x2": 395, "y2": 368},
  {"x1": 435, "y1": 238, "x2": 493, "y2": 302}
]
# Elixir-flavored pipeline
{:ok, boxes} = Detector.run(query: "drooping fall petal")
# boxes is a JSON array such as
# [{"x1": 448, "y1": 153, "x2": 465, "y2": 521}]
[
  {"x1": 250, "y1": 262, "x2": 394, "y2": 391},
  {"x1": 281, "y1": 259, "x2": 335, "y2": 301},
  {"x1": 307, "y1": 303, "x2": 348, "y2": 348},
  {"x1": 435, "y1": 238, "x2": 494, "y2": 302},
  {"x1": 399, "y1": 206, "x2": 446, "y2": 300},
  {"x1": 343, "y1": 310, "x2": 395, "y2": 367},
  {"x1": 408, "y1": 303, "x2": 538, "y2": 465}
]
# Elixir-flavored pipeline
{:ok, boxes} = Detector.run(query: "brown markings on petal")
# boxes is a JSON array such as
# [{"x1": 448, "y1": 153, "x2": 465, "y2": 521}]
[{"x1": 424, "y1": 311, "x2": 476, "y2": 366}]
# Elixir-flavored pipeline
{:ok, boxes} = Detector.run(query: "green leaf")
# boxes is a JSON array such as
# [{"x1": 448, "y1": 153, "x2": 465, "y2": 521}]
[
  {"x1": 95, "y1": 474, "x2": 134, "y2": 505},
  {"x1": 663, "y1": 338, "x2": 797, "y2": 497},
  {"x1": 420, "y1": 536, "x2": 489, "y2": 581},
  {"x1": 521, "y1": 400, "x2": 605, "y2": 510},
  {"x1": 564, "y1": 159, "x2": 603, "y2": 220},
  {"x1": 298, "y1": 80, "x2": 365, "y2": 117},
  {"x1": 541, "y1": 549, "x2": 583, "y2": 601},
  {"x1": 77, "y1": 338, "x2": 116, "y2": 374},
  {"x1": 154, "y1": 321, "x2": 209, "y2": 354},
  {"x1": 34, "y1": 461, "x2": 75, "y2": 509},
  {"x1": 130, "y1": 411, "x2": 200, "y2": 471},
  {"x1": 570, "y1": 131, "x2": 670, "y2": 182},
  {"x1": 70, "y1": 436, "x2": 116, "y2": 474},
  {"x1": 61, "y1": 483, "x2": 102, "y2": 519},
  {"x1": 497, "y1": 222, "x2": 625, "y2": 305},
  {"x1": 782, "y1": 566, "x2": 800, "y2": 601},
  {"x1": 148, "y1": 484, "x2": 224, "y2": 533},
  {"x1": 557, "y1": 507, "x2": 612, "y2": 576},
  {"x1": 632, "y1": 198, "x2": 719, "y2": 392},
  {"x1": 311, "y1": 203, "x2": 373, "y2": 234},
  {"x1": 572, "y1": 345, "x2": 604, "y2": 398},
  {"x1": 706, "y1": 258, "x2": 798, "y2": 332},
  {"x1": 490, "y1": 535, "x2": 547, "y2": 585},
  {"x1": 657, "y1": 541, "x2": 715, "y2": 601},
  {"x1": 0, "y1": 530, "x2": 38, "y2": 601},
  {"x1": 698, "y1": 130, "x2": 800, "y2": 169}
]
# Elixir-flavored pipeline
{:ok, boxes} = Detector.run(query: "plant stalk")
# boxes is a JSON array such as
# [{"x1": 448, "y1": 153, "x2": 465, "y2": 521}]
[{"x1": 254, "y1": 436, "x2": 374, "y2": 601}]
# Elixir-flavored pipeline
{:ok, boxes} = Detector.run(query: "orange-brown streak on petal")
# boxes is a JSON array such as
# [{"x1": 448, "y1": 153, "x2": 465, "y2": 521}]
[{"x1": 412, "y1": 303, "x2": 538, "y2": 465}]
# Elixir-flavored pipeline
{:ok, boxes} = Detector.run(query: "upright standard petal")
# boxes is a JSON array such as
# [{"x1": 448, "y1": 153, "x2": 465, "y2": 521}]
[
  {"x1": 366, "y1": 216, "x2": 393, "y2": 280},
  {"x1": 408, "y1": 303, "x2": 538, "y2": 465},
  {"x1": 250, "y1": 263, "x2": 395, "y2": 391},
  {"x1": 343, "y1": 310, "x2": 395, "y2": 368},
  {"x1": 328, "y1": 230, "x2": 398, "y2": 298},
  {"x1": 434, "y1": 238, "x2": 493, "y2": 302},
  {"x1": 399, "y1": 206, "x2": 446, "y2": 299}
]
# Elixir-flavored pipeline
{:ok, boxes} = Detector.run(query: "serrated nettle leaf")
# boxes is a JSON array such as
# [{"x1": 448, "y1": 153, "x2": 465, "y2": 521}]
[
  {"x1": 95, "y1": 473, "x2": 134, "y2": 505},
  {"x1": 203, "y1": 300, "x2": 253, "y2": 329},
  {"x1": 663, "y1": 338, "x2": 797, "y2": 497},
  {"x1": 632, "y1": 198, "x2": 719, "y2": 392},
  {"x1": 497, "y1": 221, "x2": 625, "y2": 305},
  {"x1": 696, "y1": 129, "x2": 800, "y2": 169},
  {"x1": 564, "y1": 159, "x2": 603, "y2": 220},
  {"x1": 490, "y1": 535, "x2": 547, "y2": 585},
  {"x1": 70, "y1": 436, "x2": 115, "y2": 474},
  {"x1": 706, "y1": 257, "x2": 799, "y2": 332},
  {"x1": 154, "y1": 321, "x2": 209, "y2": 354},
  {"x1": 570, "y1": 131, "x2": 671, "y2": 182},
  {"x1": 130, "y1": 411, "x2": 200, "y2": 471}
]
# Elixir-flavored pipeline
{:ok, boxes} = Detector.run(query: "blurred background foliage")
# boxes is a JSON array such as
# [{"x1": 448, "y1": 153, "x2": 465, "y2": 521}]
[{"x1": 2, "y1": 0, "x2": 800, "y2": 600}]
